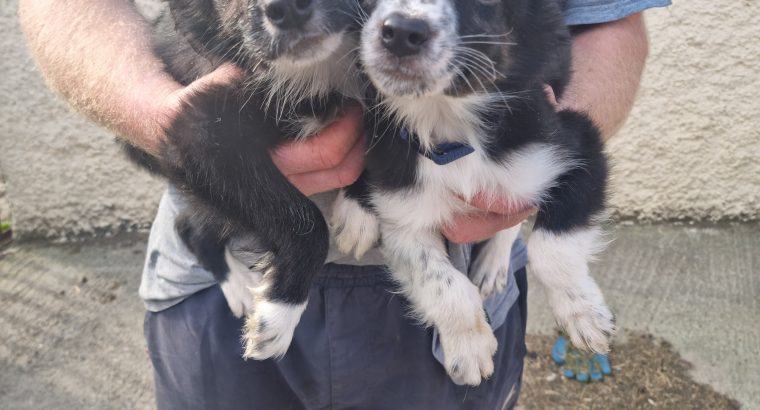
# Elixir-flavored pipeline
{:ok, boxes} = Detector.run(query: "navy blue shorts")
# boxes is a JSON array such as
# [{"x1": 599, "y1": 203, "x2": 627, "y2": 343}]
[{"x1": 145, "y1": 264, "x2": 528, "y2": 410}]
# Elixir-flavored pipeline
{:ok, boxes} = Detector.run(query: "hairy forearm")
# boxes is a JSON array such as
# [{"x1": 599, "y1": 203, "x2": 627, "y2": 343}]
[
  {"x1": 18, "y1": 0, "x2": 181, "y2": 156},
  {"x1": 561, "y1": 13, "x2": 649, "y2": 140}
]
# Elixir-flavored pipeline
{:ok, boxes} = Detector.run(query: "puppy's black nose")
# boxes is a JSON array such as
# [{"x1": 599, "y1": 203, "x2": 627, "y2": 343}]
[
  {"x1": 381, "y1": 14, "x2": 431, "y2": 57},
  {"x1": 264, "y1": 0, "x2": 314, "y2": 30}
]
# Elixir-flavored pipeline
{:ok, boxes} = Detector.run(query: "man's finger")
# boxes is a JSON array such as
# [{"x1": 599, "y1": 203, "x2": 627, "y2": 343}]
[
  {"x1": 188, "y1": 63, "x2": 245, "y2": 93},
  {"x1": 161, "y1": 64, "x2": 246, "y2": 123},
  {"x1": 465, "y1": 192, "x2": 533, "y2": 216},
  {"x1": 272, "y1": 105, "x2": 363, "y2": 175},
  {"x1": 442, "y1": 209, "x2": 533, "y2": 244},
  {"x1": 286, "y1": 134, "x2": 365, "y2": 196},
  {"x1": 544, "y1": 84, "x2": 559, "y2": 107}
]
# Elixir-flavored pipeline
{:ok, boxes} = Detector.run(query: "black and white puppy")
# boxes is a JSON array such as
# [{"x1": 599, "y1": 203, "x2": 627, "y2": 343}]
[
  {"x1": 125, "y1": 0, "x2": 362, "y2": 359},
  {"x1": 330, "y1": 0, "x2": 615, "y2": 385}
]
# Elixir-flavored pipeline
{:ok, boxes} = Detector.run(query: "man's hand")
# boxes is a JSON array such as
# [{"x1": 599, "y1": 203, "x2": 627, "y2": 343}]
[
  {"x1": 160, "y1": 66, "x2": 365, "y2": 197},
  {"x1": 271, "y1": 105, "x2": 365, "y2": 196},
  {"x1": 443, "y1": 194, "x2": 534, "y2": 244},
  {"x1": 156, "y1": 64, "x2": 364, "y2": 198}
]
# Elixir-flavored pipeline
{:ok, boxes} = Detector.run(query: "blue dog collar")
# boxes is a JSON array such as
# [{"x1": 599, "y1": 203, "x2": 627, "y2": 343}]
[{"x1": 399, "y1": 127, "x2": 475, "y2": 166}]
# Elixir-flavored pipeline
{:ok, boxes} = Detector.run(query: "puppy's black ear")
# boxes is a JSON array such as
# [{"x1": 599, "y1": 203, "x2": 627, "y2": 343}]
[{"x1": 168, "y1": 0, "x2": 235, "y2": 59}]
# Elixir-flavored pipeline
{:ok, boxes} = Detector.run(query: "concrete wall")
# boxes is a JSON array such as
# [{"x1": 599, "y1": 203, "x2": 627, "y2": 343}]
[
  {"x1": 0, "y1": 1, "x2": 758, "y2": 239},
  {"x1": 0, "y1": 1, "x2": 164, "y2": 240},
  {"x1": 607, "y1": 1, "x2": 760, "y2": 222},
  {"x1": 0, "y1": 176, "x2": 10, "y2": 224}
]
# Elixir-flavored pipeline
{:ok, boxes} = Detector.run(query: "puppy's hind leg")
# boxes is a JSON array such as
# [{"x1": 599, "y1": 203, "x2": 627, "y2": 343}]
[
  {"x1": 529, "y1": 111, "x2": 614, "y2": 353},
  {"x1": 175, "y1": 208, "x2": 263, "y2": 318},
  {"x1": 529, "y1": 227, "x2": 613, "y2": 353},
  {"x1": 182, "y1": 199, "x2": 327, "y2": 360},
  {"x1": 220, "y1": 233, "x2": 268, "y2": 318}
]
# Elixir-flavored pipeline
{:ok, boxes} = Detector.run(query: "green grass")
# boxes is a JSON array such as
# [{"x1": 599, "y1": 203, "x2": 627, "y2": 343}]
[{"x1": 0, "y1": 222, "x2": 10, "y2": 234}]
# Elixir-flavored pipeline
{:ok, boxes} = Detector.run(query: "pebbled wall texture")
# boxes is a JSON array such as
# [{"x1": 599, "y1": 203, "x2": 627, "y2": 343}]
[
  {"x1": 0, "y1": 0, "x2": 165, "y2": 240},
  {"x1": 0, "y1": 176, "x2": 10, "y2": 224},
  {"x1": 606, "y1": 0, "x2": 760, "y2": 223},
  {"x1": 0, "y1": 0, "x2": 758, "y2": 240}
]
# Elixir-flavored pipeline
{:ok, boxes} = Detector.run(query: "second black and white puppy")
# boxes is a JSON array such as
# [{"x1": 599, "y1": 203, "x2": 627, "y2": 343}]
[
  {"x1": 125, "y1": 0, "x2": 362, "y2": 359},
  {"x1": 330, "y1": 0, "x2": 615, "y2": 385}
]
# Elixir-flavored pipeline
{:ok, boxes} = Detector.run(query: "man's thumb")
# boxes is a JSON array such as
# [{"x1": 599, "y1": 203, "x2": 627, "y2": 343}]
[{"x1": 187, "y1": 63, "x2": 245, "y2": 94}]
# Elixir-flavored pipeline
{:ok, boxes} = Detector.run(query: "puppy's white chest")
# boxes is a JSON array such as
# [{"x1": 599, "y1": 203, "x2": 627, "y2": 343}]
[
  {"x1": 417, "y1": 151, "x2": 494, "y2": 200},
  {"x1": 406, "y1": 142, "x2": 574, "y2": 228}
]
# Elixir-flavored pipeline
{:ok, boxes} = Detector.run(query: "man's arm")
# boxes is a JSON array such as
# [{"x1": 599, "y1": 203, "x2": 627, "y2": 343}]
[
  {"x1": 558, "y1": 13, "x2": 649, "y2": 140},
  {"x1": 19, "y1": 0, "x2": 180, "y2": 157},
  {"x1": 18, "y1": 0, "x2": 363, "y2": 192},
  {"x1": 443, "y1": 13, "x2": 649, "y2": 244}
]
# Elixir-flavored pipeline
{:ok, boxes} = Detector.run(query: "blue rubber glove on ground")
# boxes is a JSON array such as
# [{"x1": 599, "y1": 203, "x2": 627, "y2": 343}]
[{"x1": 552, "y1": 335, "x2": 612, "y2": 382}]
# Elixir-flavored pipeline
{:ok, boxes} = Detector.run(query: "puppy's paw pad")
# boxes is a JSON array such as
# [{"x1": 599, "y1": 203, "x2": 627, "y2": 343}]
[{"x1": 242, "y1": 296, "x2": 306, "y2": 360}]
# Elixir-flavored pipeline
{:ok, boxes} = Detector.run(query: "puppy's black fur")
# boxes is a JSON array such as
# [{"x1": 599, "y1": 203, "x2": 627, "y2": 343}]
[{"x1": 124, "y1": 0, "x2": 357, "y2": 305}]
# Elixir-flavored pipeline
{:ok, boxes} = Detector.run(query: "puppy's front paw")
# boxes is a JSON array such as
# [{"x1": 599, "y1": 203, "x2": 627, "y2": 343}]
[
  {"x1": 330, "y1": 191, "x2": 380, "y2": 259},
  {"x1": 549, "y1": 287, "x2": 615, "y2": 354},
  {"x1": 470, "y1": 227, "x2": 520, "y2": 299},
  {"x1": 439, "y1": 315, "x2": 498, "y2": 386},
  {"x1": 242, "y1": 290, "x2": 307, "y2": 360},
  {"x1": 470, "y1": 250, "x2": 510, "y2": 299}
]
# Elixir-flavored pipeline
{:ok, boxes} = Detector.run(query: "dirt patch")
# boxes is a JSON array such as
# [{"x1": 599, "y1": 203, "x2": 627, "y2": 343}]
[{"x1": 518, "y1": 333, "x2": 741, "y2": 410}]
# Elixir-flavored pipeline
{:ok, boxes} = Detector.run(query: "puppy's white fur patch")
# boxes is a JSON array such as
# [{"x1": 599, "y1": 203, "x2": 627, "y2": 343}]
[
  {"x1": 219, "y1": 248, "x2": 265, "y2": 318},
  {"x1": 293, "y1": 116, "x2": 333, "y2": 140},
  {"x1": 527, "y1": 226, "x2": 615, "y2": 353},
  {"x1": 272, "y1": 31, "x2": 345, "y2": 67},
  {"x1": 383, "y1": 94, "x2": 492, "y2": 151},
  {"x1": 470, "y1": 226, "x2": 521, "y2": 299},
  {"x1": 330, "y1": 190, "x2": 381, "y2": 259},
  {"x1": 372, "y1": 142, "x2": 572, "y2": 235},
  {"x1": 268, "y1": 36, "x2": 361, "y2": 100},
  {"x1": 242, "y1": 286, "x2": 307, "y2": 360},
  {"x1": 256, "y1": 35, "x2": 363, "y2": 128}
]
